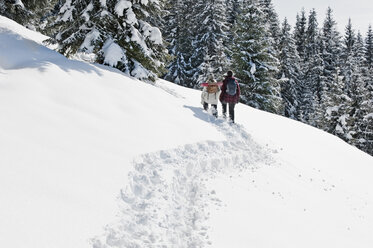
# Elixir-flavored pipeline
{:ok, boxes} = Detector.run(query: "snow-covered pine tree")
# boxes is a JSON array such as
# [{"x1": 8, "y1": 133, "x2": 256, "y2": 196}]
[
  {"x1": 365, "y1": 25, "x2": 373, "y2": 69},
  {"x1": 258, "y1": 0, "x2": 281, "y2": 48},
  {"x1": 340, "y1": 19, "x2": 358, "y2": 143},
  {"x1": 339, "y1": 30, "x2": 373, "y2": 154},
  {"x1": 320, "y1": 7, "x2": 341, "y2": 77},
  {"x1": 344, "y1": 19, "x2": 355, "y2": 55},
  {"x1": 322, "y1": 68, "x2": 352, "y2": 140},
  {"x1": 139, "y1": 0, "x2": 170, "y2": 76},
  {"x1": 293, "y1": 9, "x2": 307, "y2": 61},
  {"x1": 359, "y1": 28, "x2": 373, "y2": 154},
  {"x1": 224, "y1": 0, "x2": 240, "y2": 70},
  {"x1": 225, "y1": 0, "x2": 240, "y2": 27},
  {"x1": 163, "y1": 0, "x2": 196, "y2": 86},
  {"x1": 304, "y1": 9, "x2": 319, "y2": 60},
  {"x1": 0, "y1": 0, "x2": 58, "y2": 29},
  {"x1": 298, "y1": 9, "x2": 322, "y2": 124},
  {"x1": 361, "y1": 111, "x2": 373, "y2": 154},
  {"x1": 317, "y1": 7, "x2": 345, "y2": 131},
  {"x1": 0, "y1": 0, "x2": 31, "y2": 27},
  {"x1": 231, "y1": 0, "x2": 282, "y2": 114},
  {"x1": 359, "y1": 78, "x2": 373, "y2": 154},
  {"x1": 349, "y1": 34, "x2": 371, "y2": 147},
  {"x1": 278, "y1": 18, "x2": 301, "y2": 119},
  {"x1": 342, "y1": 19, "x2": 356, "y2": 95},
  {"x1": 46, "y1": 0, "x2": 168, "y2": 81},
  {"x1": 189, "y1": 0, "x2": 229, "y2": 85}
]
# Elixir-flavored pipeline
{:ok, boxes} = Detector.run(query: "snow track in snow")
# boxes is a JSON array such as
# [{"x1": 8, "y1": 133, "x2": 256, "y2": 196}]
[{"x1": 92, "y1": 120, "x2": 275, "y2": 248}]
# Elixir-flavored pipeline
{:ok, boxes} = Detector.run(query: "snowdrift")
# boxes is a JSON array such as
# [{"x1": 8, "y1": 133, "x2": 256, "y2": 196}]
[{"x1": 1, "y1": 16, "x2": 373, "y2": 248}]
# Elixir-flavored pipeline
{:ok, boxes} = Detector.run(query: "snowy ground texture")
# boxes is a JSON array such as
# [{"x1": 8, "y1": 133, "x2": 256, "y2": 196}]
[{"x1": 1, "y1": 16, "x2": 373, "y2": 248}]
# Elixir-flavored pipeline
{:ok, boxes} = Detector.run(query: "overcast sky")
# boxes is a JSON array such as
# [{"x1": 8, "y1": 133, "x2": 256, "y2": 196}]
[{"x1": 272, "y1": 0, "x2": 373, "y2": 35}]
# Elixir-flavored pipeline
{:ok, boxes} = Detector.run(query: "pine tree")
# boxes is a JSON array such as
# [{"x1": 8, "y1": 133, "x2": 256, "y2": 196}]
[
  {"x1": 360, "y1": 37, "x2": 373, "y2": 154},
  {"x1": 342, "y1": 31, "x2": 372, "y2": 152},
  {"x1": 278, "y1": 18, "x2": 301, "y2": 119},
  {"x1": 317, "y1": 7, "x2": 344, "y2": 131},
  {"x1": 320, "y1": 7, "x2": 341, "y2": 74},
  {"x1": 232, "y1": 0, "x2": 282, "y2": 113},
  {"x1": 226, "y1": 0, "x2": 240, "y2": 27},
  {"x1": 0, "y1": 0, "x2": 58, "y2": 29},
  {"x1": 322, "y1": 71, "x2": 352, "y2": 139},
  {"x1": 298, "y1": 9, "x2": 322, "y2": 124},
  {"x1": 163, "y1": 0, "x2": 196, "y2": 86},
  {"x1": 342, "y1": 19, "x2": 356, "y2": 95},
  {"x1": 293, "y1": 9, "x2": 307, "y2": 60},
  {"x1": 46, "y1": 0, "x2": 168, "y2": 81},
  {"x1": 359, "y1": 77, "x2": 373, "y2": 154},
  {"x1": 340, "y1": 20, "x2": 358, "y2": 142},
  {"x1": 344, "y1": 19, "x2": 355, "y2": 54},
  {"x1": 361, "y1": 112, "x2": 373, "y2": 154},
  {"x1": 365, "y1": 25, "x2": 373, "y2": 69},
  {"x1": 189, "y1": 0, "x2": 229, "y2": 85},
  {"x1": 0, "y1": 0, "x2": 31, "y2": 26},
  {"x1": 305, "y1": 9, "x2": 319, "y2": 60},
  {"x1": 258, "y1": 0, "x2": 281, "y2": 47},
  {"x1": 225, "y1": 0, "x2": 240, "y2": 70}
]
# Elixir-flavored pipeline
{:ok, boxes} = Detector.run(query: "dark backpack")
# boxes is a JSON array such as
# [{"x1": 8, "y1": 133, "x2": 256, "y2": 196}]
[{"x1": 226, "y1": 78, "x2": 237, "y2": 96}]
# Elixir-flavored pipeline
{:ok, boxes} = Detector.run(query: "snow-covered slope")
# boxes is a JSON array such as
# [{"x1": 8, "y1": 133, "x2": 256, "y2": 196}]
[{"x1": 1, "y1": 16, "x2": 373, "y2": 248}]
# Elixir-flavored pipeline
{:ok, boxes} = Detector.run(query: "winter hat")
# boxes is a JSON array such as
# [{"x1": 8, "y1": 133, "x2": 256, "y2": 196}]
[{"x1": 207, "y1": 76, "x2": 216, "y2": 83}]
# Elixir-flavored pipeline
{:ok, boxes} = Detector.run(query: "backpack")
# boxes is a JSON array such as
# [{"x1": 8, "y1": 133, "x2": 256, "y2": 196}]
[
  {"x1": 207, "y1": 83, "x2": 219, "y2": 94},
  {"x1": 226, "y1": 78, "x2": 237, "y2": 96}
]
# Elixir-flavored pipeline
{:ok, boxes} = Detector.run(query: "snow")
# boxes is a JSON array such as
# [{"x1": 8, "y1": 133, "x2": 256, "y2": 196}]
[
  {"x1": 0, "y1": 16, "x2": 48, "y2": 44},
  {"x1": 125, "y1": 7, "x2": 137, "y2": 25},
  {"x1": 0, "y1": 18, "x2": 63, "y2": 70},
  {"x1": 59, "y1": 0, "x2": 74, "y2": 22},
  {"x1": 100, "y1": 10, "x2": 109, "y2": 17},
  {"x1": 15, "y1": 0, "x2": 25, "y2": 8},
  {"x1": 142, "y1": 21, "x2": 163, "y2": 45},
  {"x1": 131, "y1": 60, "x2": 150, "y2": 79},
  {"x1": 336, "y1": 123, "x2": 344, "y2": 133},
  {"x1": 114, "y1": 0, "x2": 132, "y2": 17},
  {"x1": 326, "y1": 105, "x2": 339, "y2": 116},
  {"x1": 80, "y1": 29, "x2": 100, "y2": 53},
  {"x1": 102, "y1": 39, "x2": 126, "y2": 67},
  {"x1": 1, "y1": 16, "x2": 373, "y2": 248},
  {"x1": 130, "y1": 25, "x2": 150, "y2": 55},
  {"x1": 82, "y1": 3, "x2": 94, "y2": 22},
  {"x1": 339, "y1": 114, "x2": 349, "y2": 127},
  {"x1": 250, "y1": 61, "x2": 256, "y2": 74},
  {"x1": 365, "y1": 113, "x2": 373, "y2": 120},
  {"x1": 99, "y1": 0, "x2": 107, "y2": 7}
]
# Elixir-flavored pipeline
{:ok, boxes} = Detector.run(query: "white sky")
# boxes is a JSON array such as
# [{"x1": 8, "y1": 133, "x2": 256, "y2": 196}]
[{"x1": 272, "y1": 0, "x2": 373, "y2": 35}]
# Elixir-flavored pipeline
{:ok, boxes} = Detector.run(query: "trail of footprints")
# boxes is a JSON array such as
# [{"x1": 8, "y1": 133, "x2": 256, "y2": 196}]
[{"x1": 92, "y1": 122, "x2": 274, "y2": 248}]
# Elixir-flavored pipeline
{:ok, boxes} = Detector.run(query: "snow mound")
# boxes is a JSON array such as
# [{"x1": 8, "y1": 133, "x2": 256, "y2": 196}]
[{"x1": 0, "y1": 29, "x2": 64, "y2": 69}]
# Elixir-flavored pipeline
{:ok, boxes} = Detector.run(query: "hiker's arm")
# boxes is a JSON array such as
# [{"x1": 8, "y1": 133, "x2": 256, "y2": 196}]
[
  {"x1": 236, "y1": 82, "x2": 241, "y2": 103},
  {"x1": 220, "y1": 80, "x2": 226, "y2": 101}
]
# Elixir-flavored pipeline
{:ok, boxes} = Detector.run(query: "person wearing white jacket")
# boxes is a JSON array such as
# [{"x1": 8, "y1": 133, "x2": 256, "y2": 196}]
[{"x1": 201, "y1": 77, "x2": 221, "y2": 118}]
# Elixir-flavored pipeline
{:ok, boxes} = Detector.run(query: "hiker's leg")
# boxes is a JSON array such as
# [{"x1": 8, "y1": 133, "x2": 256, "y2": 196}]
[
  {"x1": 211, "y1": 104, "x2": 218, "y2": 117},
  {"x1": 229, "y1": 102, "x2": 235, "y2": 123},
  {"x1": 222, "y1": 102, "x2": 227, "y2": 118},
  {"x1": 203, "y1": 102, "x2": 208, "y2": 111}
]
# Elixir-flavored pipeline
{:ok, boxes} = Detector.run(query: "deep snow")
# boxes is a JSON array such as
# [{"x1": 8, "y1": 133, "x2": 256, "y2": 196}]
[{"x1": 1, "y1": 16, "x2": 373, "y2": 248}]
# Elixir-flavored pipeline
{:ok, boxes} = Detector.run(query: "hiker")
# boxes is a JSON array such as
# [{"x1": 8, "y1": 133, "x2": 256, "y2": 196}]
[
  {"x1": 219, "y1": 70, "x2": 240, "y2": 123},
  {"x1": 201, "y1": 76, "x2": 221, "y2": 118}
]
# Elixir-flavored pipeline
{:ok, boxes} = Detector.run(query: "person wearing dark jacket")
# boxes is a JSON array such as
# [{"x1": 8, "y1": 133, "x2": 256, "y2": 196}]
[{"x1": 219, "y1": 70, "x2": 240, "y2": 123}]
